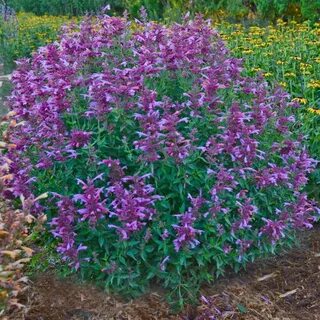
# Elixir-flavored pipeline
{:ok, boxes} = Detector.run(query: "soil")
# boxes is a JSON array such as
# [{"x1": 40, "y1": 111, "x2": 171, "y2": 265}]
[{"x1": 6, "y1": 227, "x2": 320, "y2": 320}]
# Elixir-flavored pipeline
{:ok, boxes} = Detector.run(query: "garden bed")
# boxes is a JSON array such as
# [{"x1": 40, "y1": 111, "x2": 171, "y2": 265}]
[{"x1": 7, "y1": 227, "x2": 320, "y2": 320}]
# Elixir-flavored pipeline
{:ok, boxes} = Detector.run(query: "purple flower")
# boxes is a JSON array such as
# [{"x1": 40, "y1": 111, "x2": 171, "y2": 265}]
[
  {"x1": 156, "y1": 110, "x2": 191, "y2": 162},
  {"x1": 161, "y1": 228, "x2": 170, "y2": 240},
  {"x1": 291, "y1": 149, "x2": 317, "y2": 173},
  {"x1": 232, "y1": 198, "x2": 258, "y2": 231},
  {"x1": 102, "y1": 261, "x2": 117, "y2": 274},
  {"x1": 69, "y1": 130, "x2": 91, "y2": 148},
  {"x1": 276, "y1": 115, "x2": 295, "y2": 133},
  {"x1": 99, "y1": 158, "x2": 125, "y2": 182},
  {"x1": 36, "y1": 153, "x2": 54, "y2": 169},
  {"x1": 107, "y1": 175, "x2": 160, "y2": 239},
  {"x1": 50, "y1": 195, "x2": 86, "y2": 269},
  {"x1": 236, "y1": 239, "x2": 253, "y2": 262},
  {"x1": 223, "y1": 245, "x2": 232, "y2": 254},
  {"x1": 255, "y1": 164, "x2": 290, "y2": 188},
  {"x1": 210, "y1": 167, "x2": 238, "y2": 202},
  {"x1": 289, "y1": 193, "x2": 319, "y2": 229},
  {"x1": 173, "y1": 211, "x2": 203, "y2": 252},
  {"x1": 73, "y1": 174, "x2": 108, "y2": 225},
  {"x1": 259, "y1": 218, "x2": 286, "y2": 244},
  {"x1": 203, "y1": 137, "x2": 225, "y2": 161}
]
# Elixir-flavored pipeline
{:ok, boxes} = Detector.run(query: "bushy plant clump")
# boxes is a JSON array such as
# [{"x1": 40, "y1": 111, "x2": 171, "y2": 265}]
[
  {"x1": 7, "y1": 0, "x2": 320, "y2": 22},
  {"x1": 2, "y1": 14, "x2": 319, "y2": 305}
]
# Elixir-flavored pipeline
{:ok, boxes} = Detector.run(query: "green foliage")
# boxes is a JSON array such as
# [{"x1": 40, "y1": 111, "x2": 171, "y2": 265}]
[
  {"x1": 301, "y1": 0, "x2": 320, "y2": 22},
  {"x1": 253, "y1": 0, "x2": 284, "y2": 20}
]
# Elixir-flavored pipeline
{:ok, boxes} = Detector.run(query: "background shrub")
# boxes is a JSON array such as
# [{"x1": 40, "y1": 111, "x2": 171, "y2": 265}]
[
  {"x1": 5, "y1": 0, "x2": 320, "y2": 22},
  {"x1": 2, "y1": 14, "x2": 319, "y2": 307},
  {"x1": 300, "y1": 0, "x2": 320, "y2": 23}
]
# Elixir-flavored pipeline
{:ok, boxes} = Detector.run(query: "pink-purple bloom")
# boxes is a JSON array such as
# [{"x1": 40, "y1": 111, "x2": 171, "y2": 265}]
[
  {"x1": 73, "y1": 174, "x2": 108, "y2": 225},
  {"x1": 69, "y1": 130, "x2": 91, "y2": 148},
  {"x1": 107, "y1": 174, "x2": 161, "y2": 240},
  {"x1": 173, "y1": 211, "x2": 203, "y2": 252},
  {"x1": 259, "y1": 218, "x2": 286, "y2": 244},
  {"x1": 50, "y1": 195, "x2": 86, "y2": 269}
]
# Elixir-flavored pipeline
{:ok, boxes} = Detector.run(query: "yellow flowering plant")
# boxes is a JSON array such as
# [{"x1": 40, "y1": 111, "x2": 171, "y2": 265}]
[{"x1": 0, "y1": 13, "x2": 74, "y2": 72}]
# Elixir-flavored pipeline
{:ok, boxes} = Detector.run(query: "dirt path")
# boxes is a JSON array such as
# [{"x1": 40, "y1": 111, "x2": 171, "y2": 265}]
[{"x1": 5, "y1": 227, "x2": 320, "y2": 320}]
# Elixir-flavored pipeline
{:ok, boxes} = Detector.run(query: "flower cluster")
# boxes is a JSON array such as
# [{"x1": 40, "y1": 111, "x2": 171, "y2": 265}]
[
  {"x1": 73, "y1": 174, "x2": 108, "y2": 225},
  {"x1": 50, "y1": 195, "x2": 86, "y2": 269},
  {"x1": 107, "y1": 174, "x2": 161, "y2": 240},
  {"x1": 171, "y1": 193, "x2": 208, "y2": 252},
  {"x1": 2, "y1": 14, "x2": 319, "y2": 301}
]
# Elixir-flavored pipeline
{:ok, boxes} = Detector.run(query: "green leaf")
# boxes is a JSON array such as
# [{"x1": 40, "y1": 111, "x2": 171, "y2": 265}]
[{"x1": 237, "y1": 303, "x2": 247, "y2": 314}]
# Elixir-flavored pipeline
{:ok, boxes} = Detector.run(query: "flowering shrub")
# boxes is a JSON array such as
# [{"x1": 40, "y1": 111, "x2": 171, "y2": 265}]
[{"x1": 1, "y1": 13, "x2": 319, "y2": 306}]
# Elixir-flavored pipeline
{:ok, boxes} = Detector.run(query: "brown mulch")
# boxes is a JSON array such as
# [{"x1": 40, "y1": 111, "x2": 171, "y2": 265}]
[
  {"x1": 6, "y1": 227, "x2": 320, "y2": 320},
  {"x1": 194, "y1": 228, "x2": 320, "y2": 320}
]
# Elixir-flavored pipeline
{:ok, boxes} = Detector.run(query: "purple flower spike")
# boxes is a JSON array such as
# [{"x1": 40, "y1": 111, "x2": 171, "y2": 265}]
[
  {"x1": 73, "y1": 175, "x2": 108, "y2": 225},
  {"x1": 107, "y1": 174, "x2": 160, "y2": 239},
  {"x1": 50, "y1": 194, "x2": 86, "y2": 268},
  {"x1": 259, "y1": 218, "x2": 286, "y2": 244},
  {"x1": 173, "y1": 211, "x2": 203, "y2": 252}
]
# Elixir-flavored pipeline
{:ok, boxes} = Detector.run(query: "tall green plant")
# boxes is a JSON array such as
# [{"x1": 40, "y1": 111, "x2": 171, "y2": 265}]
[
  {"x1": 253, "y1": 0, "x2": 289, "y2": 20},
  {"x1": 301, "y1": 0, "x2": 320, "y2": 22}
]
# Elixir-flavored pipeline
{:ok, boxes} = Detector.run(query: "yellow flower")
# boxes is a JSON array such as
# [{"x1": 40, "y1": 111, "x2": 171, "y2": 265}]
[
  {"x1": 300, "y1": 63, "x2": 312, "y2": 70},
  {"x1": 284, "y1": 72, "x2": 296, "y2": 78},
  {"x1": 251, "y1": 67, "x2": 262, "y2": 72},
  {"x1": 279, "y1": 81, "x2": 287, "y2": 88},
  {"x1": 276, "y1": 19, "x2": 287, "y2": 26},
  {"x1": 308, "y1": 108, "x2": 320, "y2": 115},
  {"x1": 307, "y1": 80, "x2": 320, "y2": 89},
  {"x1": 292, "y1": 98, "x2": 308, "y2": 104}
]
